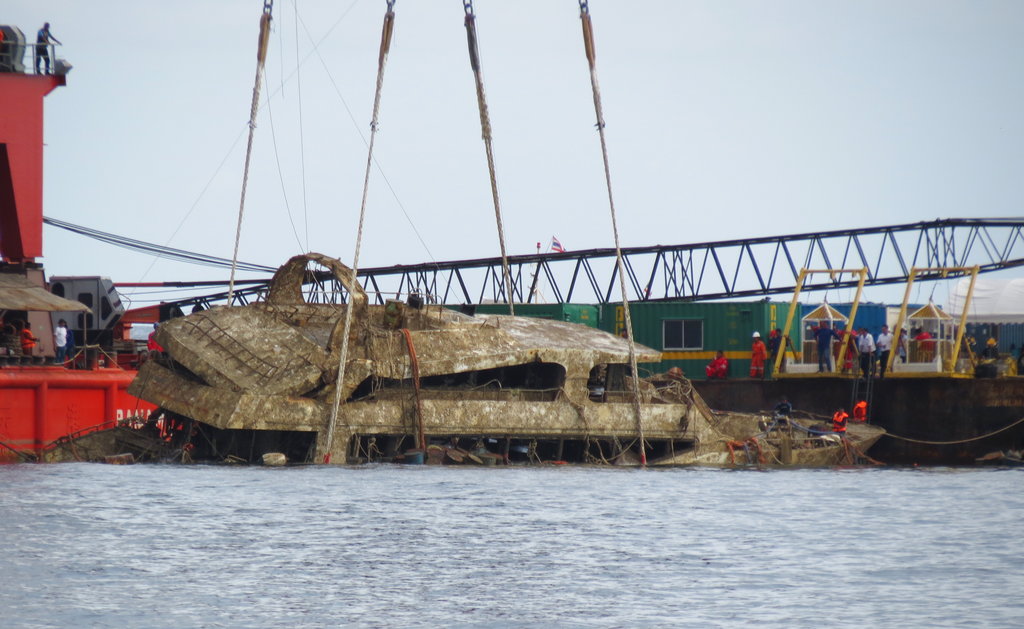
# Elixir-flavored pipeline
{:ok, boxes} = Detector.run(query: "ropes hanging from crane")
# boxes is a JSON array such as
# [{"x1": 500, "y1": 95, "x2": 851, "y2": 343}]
[
  {"x1": 323, "y1": 0, "x2": 397, "y2": 464},
  {"x1": 463, "y1": 0, "x2": 515, "y2": 315},
  {"x1": 577, "y1": 0, "x2": 647, "y2": 465},
  {"x1": 227, "y1": 0, "x2": 275, "y2": 304}
]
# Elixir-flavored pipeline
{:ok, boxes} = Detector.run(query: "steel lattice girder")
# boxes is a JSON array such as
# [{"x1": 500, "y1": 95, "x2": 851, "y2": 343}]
[
  {"x1": 174, "y1": 218, "x2": 1024, "y2": 307},
  {"x1": 343, "y1": 218, "x2": 1024, "y2": 305}
]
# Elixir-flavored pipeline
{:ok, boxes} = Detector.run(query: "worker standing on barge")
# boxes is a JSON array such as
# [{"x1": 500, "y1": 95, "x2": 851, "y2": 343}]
[
  {"x1": 857, "y1": 327, "x2": 876, "y2": 379},
  {"x1": 750, "y1": 331, "x2": 767, "y2": 379},
  {"x1": 54, "y1": 319, "x2": 69, "y2": 365},
  {"x1": 20, "y1": 322, "x2": 39, "y2": 356},
  {"x1": 814, "y1": 321, "x2": 840, "y2": 372},
  {"x1": 876, "y1": 325, "x2": 893, "y2": 378}
]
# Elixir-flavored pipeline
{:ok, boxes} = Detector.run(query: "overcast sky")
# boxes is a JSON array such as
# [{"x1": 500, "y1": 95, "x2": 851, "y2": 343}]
[{"x1": 7, "y1": 1, "x2": 1024, "y2": 308}]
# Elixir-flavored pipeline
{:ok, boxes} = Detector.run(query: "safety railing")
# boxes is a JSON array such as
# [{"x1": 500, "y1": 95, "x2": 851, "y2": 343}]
[{"x1": 0, "y1": 37, "x2": 64, "y2": 75}]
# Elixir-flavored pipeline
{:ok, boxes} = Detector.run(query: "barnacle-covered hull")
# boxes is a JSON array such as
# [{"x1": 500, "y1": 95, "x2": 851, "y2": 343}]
[{"x1": 127, "y1": 254, "x2": 882, "y2": 466}]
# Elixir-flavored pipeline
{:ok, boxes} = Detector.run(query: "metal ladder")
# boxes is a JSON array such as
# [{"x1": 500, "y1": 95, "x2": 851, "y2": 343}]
[{"x1": 848, "y1": 358, "x2": 875, "y2": 422}]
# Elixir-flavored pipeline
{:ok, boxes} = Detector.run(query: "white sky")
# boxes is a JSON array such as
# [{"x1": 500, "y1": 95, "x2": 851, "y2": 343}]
[{"x1": 7, "y1": 0, "x2": 1024, "y2": 309}]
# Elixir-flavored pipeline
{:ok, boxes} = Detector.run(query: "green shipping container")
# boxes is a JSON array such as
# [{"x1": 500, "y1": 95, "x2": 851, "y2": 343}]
[{"x1": 598, "y1": 301, "x2": 795, "y2": 379}]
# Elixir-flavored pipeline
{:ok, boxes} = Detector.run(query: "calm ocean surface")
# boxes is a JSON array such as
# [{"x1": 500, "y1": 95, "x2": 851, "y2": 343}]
[{"x1": 2, "y1": 464, "x2": 1022, "y2": 628}]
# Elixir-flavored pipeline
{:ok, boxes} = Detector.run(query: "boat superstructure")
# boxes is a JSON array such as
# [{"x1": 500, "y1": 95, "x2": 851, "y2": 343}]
[{"x1": 127, "y1": 253, "x2": 882, "y2": 466}]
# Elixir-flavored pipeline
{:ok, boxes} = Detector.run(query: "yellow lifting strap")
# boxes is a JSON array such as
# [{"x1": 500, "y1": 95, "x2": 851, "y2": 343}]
[
  {"x1": 323, "y1": 0, "x2": 398, "y2": 463},
  {"x1": 463, "y1": 0, "x2": 515, "y2": 315},
  {"x1": 577, "y1": 0, "x2": 647, "y2": 465}
]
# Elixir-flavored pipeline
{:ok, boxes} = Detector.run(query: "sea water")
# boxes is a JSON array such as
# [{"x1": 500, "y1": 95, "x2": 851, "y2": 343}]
[{"x1": 1, "y1": 464, "x2": 1022, "y2": 628}]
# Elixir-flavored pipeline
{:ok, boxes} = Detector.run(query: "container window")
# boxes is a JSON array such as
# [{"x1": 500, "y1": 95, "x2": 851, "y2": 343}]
[{"x1": 663, "y1": 319, "x2": 703, "y2": 350}]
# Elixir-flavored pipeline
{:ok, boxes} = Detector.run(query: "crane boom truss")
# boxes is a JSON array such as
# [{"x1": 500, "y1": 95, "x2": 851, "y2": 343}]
[{"x1": 109, "y1": 218, "x2": 1024, "y2": 309}]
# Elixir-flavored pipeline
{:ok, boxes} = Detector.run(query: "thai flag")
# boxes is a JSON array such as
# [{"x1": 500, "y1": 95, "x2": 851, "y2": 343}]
[{"x1": 551, "y1": 237, "x2": 565, "y2": 253}]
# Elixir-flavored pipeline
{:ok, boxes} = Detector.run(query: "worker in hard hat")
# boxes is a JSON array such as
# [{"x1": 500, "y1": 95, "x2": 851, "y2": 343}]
[{"x1": 750, "y1": 331, "x2": 767, "y2": 379}]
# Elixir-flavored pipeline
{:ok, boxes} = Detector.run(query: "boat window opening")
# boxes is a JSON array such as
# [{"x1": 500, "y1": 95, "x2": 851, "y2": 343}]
[
  {"x1": 352, "y1": 363, "x2": 567, "y2": 404},
  {"x1": 374, "y1": 362, "x2": 566, "y2": 393},
  {"x1": 663, "y1": 319, "x2": 703, "y2": 350},
  {"x1": 604, "y1": 363, "x2": 629, "y2": 391}
]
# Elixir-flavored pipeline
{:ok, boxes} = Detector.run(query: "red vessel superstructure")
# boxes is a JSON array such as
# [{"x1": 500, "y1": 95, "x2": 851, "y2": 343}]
[{"x1": 0, "y1": 33, "x2": 154, "y2": 462}]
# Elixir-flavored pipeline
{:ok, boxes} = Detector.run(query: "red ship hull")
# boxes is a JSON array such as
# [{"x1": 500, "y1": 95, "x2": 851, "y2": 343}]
[{"x1": 0, "y1": 366, "x2": 155, "y2": 461}]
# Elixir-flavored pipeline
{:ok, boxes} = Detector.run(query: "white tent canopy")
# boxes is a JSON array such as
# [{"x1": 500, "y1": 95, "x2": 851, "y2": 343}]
[{"x1": 947, "y1": 278, "x2": 1024, "y2": 323}]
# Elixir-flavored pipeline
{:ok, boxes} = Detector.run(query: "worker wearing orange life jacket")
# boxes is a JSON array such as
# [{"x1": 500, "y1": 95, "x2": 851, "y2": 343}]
[
  {"x1": 750, "y1": 331, "x2": 767, "y2": 379},
  {"x1": 705, "y1": 351, "x2": 728, "y2": 379},
  {"x1": 832, "y1": 408, "x2": 849, "y2": 434},
  {"x1": 852, "y1": 400, "x2": 868, "y2": 422},
  {"x1": 20, "y1": 322, "x2": 39, "y2": 356}
]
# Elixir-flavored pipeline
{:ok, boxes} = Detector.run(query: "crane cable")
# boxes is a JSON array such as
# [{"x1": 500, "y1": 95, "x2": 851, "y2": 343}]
[
  {"x1": 323, "y1": 0, "x2": 397, "y2": 463},
  {"x1": 463, "y1": 1, "x2": 515, "y2": 315},
  {"x1": 578, "y1": 0, "x2": 647, "y2": 465},
  {"x1": 228, "y1": 0, "x2": 274, "y2": 304}
]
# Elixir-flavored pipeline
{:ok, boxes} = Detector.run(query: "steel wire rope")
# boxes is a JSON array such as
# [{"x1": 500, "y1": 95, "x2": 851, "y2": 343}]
[
  {"x1": 275, "y1": 0, "x2": 286, "y2": 99},
  {"x1": 293, "y1": 0, "x2": 311, "y2": 251},
  {"x1": 289, "y1": 1, "x2": 438, "y2": 268},
  {"x1": 881, "y1": 416, "x2": 1024, "y2": 446},
  {"x1": 323, "y1": 0, "x2": 397, "y2": 463},
  {"x1": 228, "y1": 2, "x2": 275, "y2": 304},
  {"x1": 116, "y1": 128, "x2": 246, "y2": 299},
  {"x1": 126, "y1": 0, "x2": 361, "y2": 299},
  {"x1": 463, "y1": 1, "x2": 515, "y2": 315},
  {"x1": 43, "y1": 218, "x2": 275, "y2": 273},
  {"x1": 577, "y1": 0, "x2": 647, "y2": 465},
  {"x1": 114, "y1": 8, "x2": 361, "y2": 294},
  {"x1": 263, "y1": 67, "x2": 306, "y2": 252}
]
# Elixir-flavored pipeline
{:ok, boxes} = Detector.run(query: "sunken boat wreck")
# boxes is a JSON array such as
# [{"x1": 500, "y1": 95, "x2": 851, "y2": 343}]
[{"x1": 121, "y1": 253, "x2": 883, "y2": 467}]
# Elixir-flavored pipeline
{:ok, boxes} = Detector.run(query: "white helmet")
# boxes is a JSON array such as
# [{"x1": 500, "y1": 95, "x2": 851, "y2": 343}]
[{"x1": 752, "y1": 331, "x2": 761, "y2": 338}]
